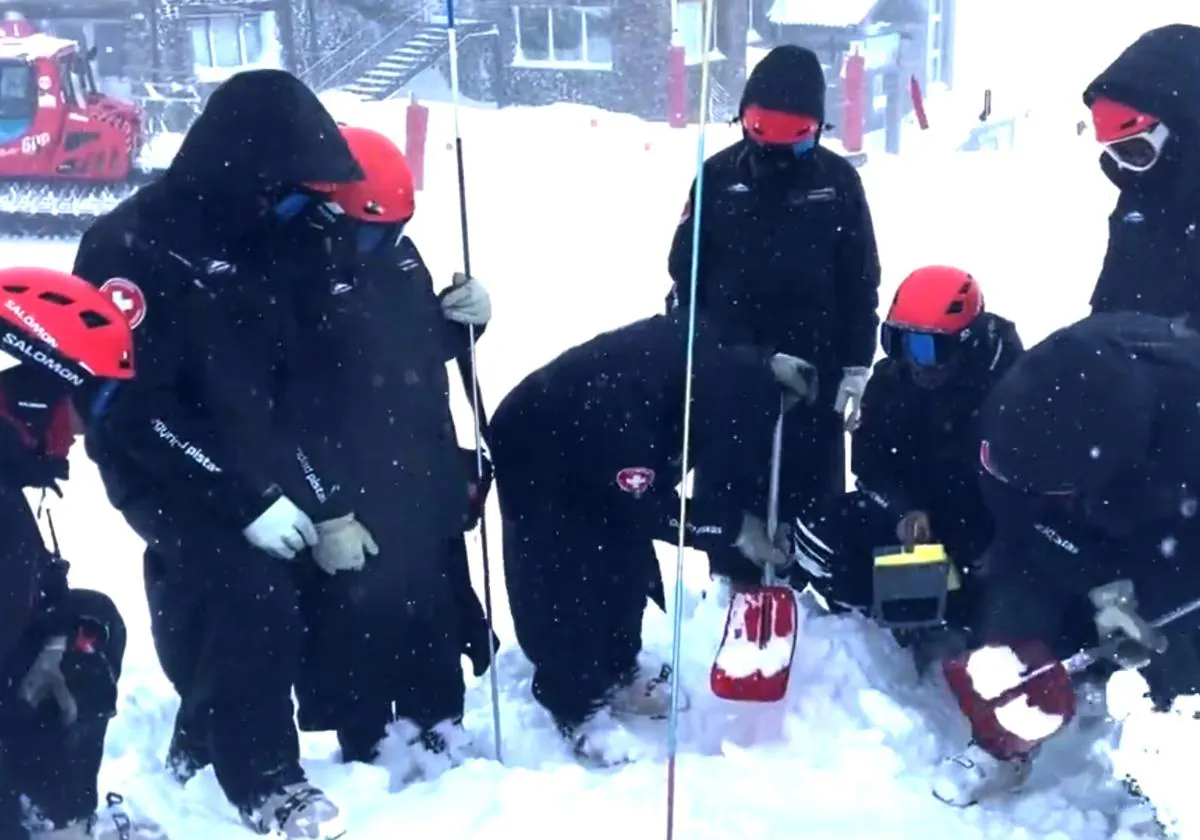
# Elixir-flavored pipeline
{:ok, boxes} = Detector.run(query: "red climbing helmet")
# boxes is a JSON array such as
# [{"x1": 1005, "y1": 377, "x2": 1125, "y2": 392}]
[
  {"x1": 0, "y1": 267, "x2": 134, "y2": 384},
  {"x1": 327, "y1": 125, "x2": 415, "y2": 223},
  {"x1": 881, "y1": 266, "x2": 984, "y2": 375}
]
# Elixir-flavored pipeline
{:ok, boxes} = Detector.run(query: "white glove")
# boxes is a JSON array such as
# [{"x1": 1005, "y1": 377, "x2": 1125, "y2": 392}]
[
  {"x1": 441, "y1": 272, "x2": 492, "y2": 326},
  {"x1": 242, "y1": 495, "x2": 318, "y2": 560},
  {"x1": 19, "y1": 636, "x2": 77, "y2": 726},
  {"x1": 734, "y1": 513, "x2": 793, "y2": 570},
  {"x1": 312, "y1": 513, "x2": 379, "y2": 575},
  {"x1": 1090, "y1": 580, "x2": 1167, "y2": 668},
  {"x1": 833, "y1": 366, "x2": 870, "y2": 432},
  {"x1": 769, "y1": 353, "x2": 818, "y2": 408}
]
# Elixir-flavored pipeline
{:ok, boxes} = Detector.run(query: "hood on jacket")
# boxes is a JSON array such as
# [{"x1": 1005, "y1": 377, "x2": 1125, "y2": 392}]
[
  {"x1": 978, "y1": 312, "x2": 1192, "y2": 498},
  {"x1": 166, "y1": 70, "x2": 362, "y2": 199},
  {"x1": 1084, "y1": 25, "x2": 1200, "y2": 190},
  {"x1": 740, "y1": 45, "x2": 826, "y2": 125}
]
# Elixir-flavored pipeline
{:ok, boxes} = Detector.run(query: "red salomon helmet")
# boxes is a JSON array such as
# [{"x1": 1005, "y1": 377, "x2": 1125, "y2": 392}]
[
  {"x1": 1090, "y1": 96, "x2": 1159, "y2": 144},
  {"x1": 328, "y1": 126, "x2": 415, "y2": 223},
  {"x1": 742, "y1": 105, "x2": 819, "y2": 146},
  {"x1": 0, "y1": 267, "x2": 134, "y2": 383},
  {"x1": 887, "y1": 265, "x2": 983, "y2": 333}
]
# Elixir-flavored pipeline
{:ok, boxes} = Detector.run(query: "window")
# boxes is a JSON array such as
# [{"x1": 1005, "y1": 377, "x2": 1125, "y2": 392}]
[
  {"x1": 189, "y1": 14, "x2": 267, "y2": 69},
  {"x1": 60, "y1": 55, "x2": 96, "y2": 110},
  {"x1": 512, "y1": 6, "x2": 613, "y2": 70},
  {"x1": 677, "y1": 0, "x2": 722, "y2": 64},
  {"x1": 927, "y1": 7, "x2": 947, "y2": 85},
  {"x1": 0, "y1": 62, "x2": 34, "y2": 120}
]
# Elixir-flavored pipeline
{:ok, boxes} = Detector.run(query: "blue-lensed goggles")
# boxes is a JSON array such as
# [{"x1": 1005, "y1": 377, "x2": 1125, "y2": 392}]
[
  {"x1": 902, "y1": 331, "x2": 938, "y2": 366},
  {"x1": 880, "y1": 323, "x2": 958, "y2": 367}
]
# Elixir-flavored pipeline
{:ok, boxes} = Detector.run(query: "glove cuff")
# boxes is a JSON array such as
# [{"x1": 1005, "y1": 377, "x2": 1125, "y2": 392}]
[{"x1": 316, "y1": 513, "x2": 356, "y2": 534}]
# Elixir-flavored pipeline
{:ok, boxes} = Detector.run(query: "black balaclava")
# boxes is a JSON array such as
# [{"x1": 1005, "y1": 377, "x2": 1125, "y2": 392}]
[{"x1": 739, "y1": 45, "x2": 827, "y2": 174}]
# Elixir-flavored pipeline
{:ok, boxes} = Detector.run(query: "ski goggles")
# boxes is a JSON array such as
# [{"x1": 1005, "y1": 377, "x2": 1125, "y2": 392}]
[
  {"x1": 742, "y1": 105, "x2": 819, "y2": 148},
  {"x1": 1102, "y1": 121, "x2": 1170, "y2": 172},
  {"x1": 980, "y1": 439, "x2": 1075, "y2": 498},
  {"x1": 880, "y1": 323, "x2": 961, "y2": 367}
]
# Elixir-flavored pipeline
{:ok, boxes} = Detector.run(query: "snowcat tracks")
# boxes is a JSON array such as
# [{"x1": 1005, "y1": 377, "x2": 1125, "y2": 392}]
[{"x1": 0, "y1": 180, "x2": 152, "y2": 239}]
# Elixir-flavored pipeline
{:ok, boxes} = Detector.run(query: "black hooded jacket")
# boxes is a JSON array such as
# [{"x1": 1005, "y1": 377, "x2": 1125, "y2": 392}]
[
  {"x1": 853, "y1": 313, "x2": 1023, "y2": 558},
  {"x1": 287, "y1": 224, "x2": 478, "y2": 542},
  {"x1": 668, "y1": 45, "x2": 881, "y2": 375},
  {"x1": 1084, "y1": 25, "x2": 1200, "y2": 318},
  {"x1": 979, "y1": 312, "x2": 1200, "y2": 618},
  {"x1": 71, "y1": 70, "x2": 363, "y2": 531},
  {"x1": 489, "y1": 314, "x2": 798, "y2": 551}
]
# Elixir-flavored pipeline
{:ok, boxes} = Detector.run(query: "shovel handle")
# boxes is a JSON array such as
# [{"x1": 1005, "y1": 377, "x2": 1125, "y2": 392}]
[{"x1": 763, "y1": 399, "x2": 786, "y2": 586}]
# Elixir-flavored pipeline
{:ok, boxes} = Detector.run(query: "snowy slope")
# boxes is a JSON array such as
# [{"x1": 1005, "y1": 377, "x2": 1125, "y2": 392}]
[{"x1": 0, "y1": 93, "x2": 1194, "y2": 839}]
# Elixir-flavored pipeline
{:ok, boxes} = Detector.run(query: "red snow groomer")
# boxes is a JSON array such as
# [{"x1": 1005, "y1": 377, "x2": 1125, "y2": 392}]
[{"x1": 0, "y1": 13, "x2": 163, "y2": 236}]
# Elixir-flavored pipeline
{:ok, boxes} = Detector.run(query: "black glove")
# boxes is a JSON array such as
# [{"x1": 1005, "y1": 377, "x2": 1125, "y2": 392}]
[
  {"x1": 0, "y1": 449, "x2": 67, "y2": 493},
  {"x1": 462, "y1": 447, "x2": 493, "y2": 532}
]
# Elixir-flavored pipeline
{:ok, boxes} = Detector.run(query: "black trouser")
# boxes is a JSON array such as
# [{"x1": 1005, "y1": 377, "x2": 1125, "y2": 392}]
[
  {"x1": 293, "y1": 528, "x2": 465, "y2": 759},
  {"x1": 0, "y1": 590, "x2": 125, "y2": 836},
  {"x1": 702, "y1": 395, "x2": 846, "y2": 585},
  {"x1": 138, "y1": 509, "x2": 305, "y2": 810},
  {"x1": 501, "y1": 507, "x2": 652, "y2": 731}
]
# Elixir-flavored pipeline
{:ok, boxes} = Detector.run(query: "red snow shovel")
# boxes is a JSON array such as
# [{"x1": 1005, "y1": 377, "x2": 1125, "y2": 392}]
[
  {"x1": 943, "y1": 592, "x2": 1200, "y2": 759},
  {"x1": 711, "y1": 404, "x2": 798, "y2": 703}
]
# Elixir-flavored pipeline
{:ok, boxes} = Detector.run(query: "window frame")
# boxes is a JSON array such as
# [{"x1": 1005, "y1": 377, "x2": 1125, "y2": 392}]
[
  {"x1": 189, "y1": 13, "x2": 266, "y2": 70},
  {"x1": 676, "y1": 0, "x2": 723, "y2": 65},
  {"x1": 511, "y1": 5, "x2": 615, "y2": 71}
]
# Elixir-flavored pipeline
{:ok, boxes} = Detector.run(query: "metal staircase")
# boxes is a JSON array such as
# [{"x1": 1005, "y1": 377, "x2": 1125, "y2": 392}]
[
  {"x1": 303, "y1": 0, "x2": 496, "y2": 102},
  {"x1": 343, "y1": 25, "x2": 449, "y2": 99}
]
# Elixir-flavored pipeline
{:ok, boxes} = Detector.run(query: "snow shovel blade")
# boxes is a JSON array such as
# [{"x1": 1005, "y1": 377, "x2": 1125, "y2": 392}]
[
  {"x1": 710, "y1": 583, "x2": 797, "y2": 702},
  {"x1": 942, "y1": 640, "x2": 1078, "y2": 759},
  {"x1": 871, "y1": 543, "x2": 952, "y2": 630}
]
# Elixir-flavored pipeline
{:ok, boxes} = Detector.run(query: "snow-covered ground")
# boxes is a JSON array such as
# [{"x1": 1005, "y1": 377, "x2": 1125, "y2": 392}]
[{"x1": 1, "y1": 87, "x2": 1196, "y2": 838}]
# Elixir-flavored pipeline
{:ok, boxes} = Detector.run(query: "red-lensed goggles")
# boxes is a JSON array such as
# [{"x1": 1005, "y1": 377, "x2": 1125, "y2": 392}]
[
  {"x1": 741, "y1": 105, "x2": 819, "y2": 146},
  {"x1": 979, "y1": 439, "x2": 1075, "y2": 498}
]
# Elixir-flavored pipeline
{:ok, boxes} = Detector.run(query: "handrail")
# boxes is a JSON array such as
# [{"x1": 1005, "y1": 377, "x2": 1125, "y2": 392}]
[{"x1": 304, "y1": 0, "x2": 439, "y2": 91}]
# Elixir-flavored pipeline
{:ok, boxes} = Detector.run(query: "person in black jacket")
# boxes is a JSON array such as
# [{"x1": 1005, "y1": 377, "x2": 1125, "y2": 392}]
[
  {"x1": 0, "y1": 267, "x2": 162, "y2": 840},
  {"x1": 286, "y1": 125, "x2": 497, "y2": 766},
  {"x1": 491, "y1": 314, "x2": 814, "y2": 763},
  {"x1": 788, "y1": 266, "x2": 1022, "y2": 632},
  {"x1": 931, "y1": 312, "x2": 1200, "y2": 808},
  {"x1": 1085, "y1": 24, "x2": 1200, "y2": 319},
  {"x1": 667, "y1": 44, "x2": 881, "y2": 587},
  {"x1": 70, "y1": 70, "x2": 361, "y2": 839}
]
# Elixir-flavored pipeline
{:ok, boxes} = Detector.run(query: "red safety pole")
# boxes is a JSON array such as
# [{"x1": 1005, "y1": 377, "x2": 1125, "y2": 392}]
[
  {"x1": 910, "y1": 75, "x2": 929, "y2": 130},
  {"x1": 667, "y1": 40, "x2": 687, "y2": 128},
  {"x1": 405, "y1": 92, "x2": 430, "y2": 190},
  {"x1": 842, "y1": 52, "x2": 865, "y2": 153}
]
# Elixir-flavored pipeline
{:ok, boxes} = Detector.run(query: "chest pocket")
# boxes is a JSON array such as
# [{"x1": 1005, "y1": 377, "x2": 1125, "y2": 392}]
[
  {"x1": 713, "y1": 181, "x2": 843, "y2": 302},
  {"x1": 180, "y1": 269, "x2": 283, "y2": 448}
]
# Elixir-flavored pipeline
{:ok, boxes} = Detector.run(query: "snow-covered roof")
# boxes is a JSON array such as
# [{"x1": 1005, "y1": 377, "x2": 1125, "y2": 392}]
[
  {"x1": 0, "y1": 33, "x2": 74, "y2": 62},
  {"x1": 767, "y1": 0, "x2": 878, "y2": 27}
]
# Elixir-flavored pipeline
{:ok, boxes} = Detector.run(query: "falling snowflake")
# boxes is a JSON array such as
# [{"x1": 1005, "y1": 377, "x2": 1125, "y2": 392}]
[
  {"x1": 1090, "y1": 446, "x2": 1101, "y2": 459},
  {"x1": 1161, "y1": 537, "x2": 1178, "y2": 558}
]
